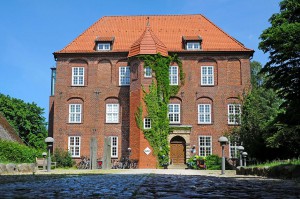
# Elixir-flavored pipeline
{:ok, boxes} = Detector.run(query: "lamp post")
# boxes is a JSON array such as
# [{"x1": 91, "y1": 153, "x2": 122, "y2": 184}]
[
  {"x1": 242, "y1": 152, "x2": 248, "y2": 167},
  {"x1": 45, "y1": 137, "x2": 54, "y2": 172},
  {"x1": 42, "y1": 152, "x2": 47, "y2": 170},
  {"x1": 237, "y1": 145, "x2": 244, "y2": 167},
  {"x1": 218, "y1": 136, "x2": 228, "y2": 175}
]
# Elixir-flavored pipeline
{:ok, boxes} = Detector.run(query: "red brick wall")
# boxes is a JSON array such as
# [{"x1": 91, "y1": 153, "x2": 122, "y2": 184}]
[{"x1": 49, "y1": 52, "x2": 251, "y2": 166}]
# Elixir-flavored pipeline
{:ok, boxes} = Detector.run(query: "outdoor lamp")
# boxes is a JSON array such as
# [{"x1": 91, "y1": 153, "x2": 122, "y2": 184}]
[
  {"x1": 237, "y1": 145, "x2": 244, "y2": 167},
  {"x1": 218, "y1": 136, "x2": 228, "y2": 175},
  {"x1": 128, "y1": 147, "x2": 131, "y2": 157},
  {"x1": 242, "y1": 152, "x2": 248, "y2": 167},
  {"x1": 191, "y1": 145, "x2": 196, "y2": 154},
  {"x1": 45, "y1": 137, "x2": 54, "y2": 172}
]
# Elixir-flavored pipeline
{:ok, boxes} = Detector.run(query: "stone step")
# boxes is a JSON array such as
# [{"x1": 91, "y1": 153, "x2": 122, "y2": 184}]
[{"x1": 168, "y1": 164, "x2": 187, "y2": 169}]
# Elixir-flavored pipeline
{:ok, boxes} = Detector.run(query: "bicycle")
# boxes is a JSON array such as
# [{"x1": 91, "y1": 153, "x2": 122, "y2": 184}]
[{"x1": 77, "y1": 156, "x2": 90, "y2": 169}]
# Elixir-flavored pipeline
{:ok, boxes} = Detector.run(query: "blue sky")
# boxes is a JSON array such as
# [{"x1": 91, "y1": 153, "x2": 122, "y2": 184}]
[{"x1": 0, "y1": 0, "x2": 281, "y2": 120}]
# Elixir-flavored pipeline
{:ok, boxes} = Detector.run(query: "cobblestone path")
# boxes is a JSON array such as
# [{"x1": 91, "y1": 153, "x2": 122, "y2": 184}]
[{"x1": 0, "y1": 173, "x2": 299, "y2": 198}]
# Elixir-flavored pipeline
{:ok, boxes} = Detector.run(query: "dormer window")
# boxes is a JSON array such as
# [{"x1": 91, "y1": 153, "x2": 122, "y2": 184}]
[
  {"x1": 95, "y1": 36, "x2": 114, "y2": 51},
  {"x1": 187, "y1": 42, "x2": 200, "y2": 50},
  {"x1": 97, "y1": 43, "x2": 111, "y2": 51},
  {"x1": 182, "y1": 36, "x2": 202, "y2": 50}
]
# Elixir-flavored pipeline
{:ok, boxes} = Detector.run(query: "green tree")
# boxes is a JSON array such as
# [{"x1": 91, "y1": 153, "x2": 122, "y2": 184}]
[
  {"x1": 234, "y1": 62, "x2": 283, "y2": 161},
  {"x1": 0, "y1": 94, "x2": 47, "y2": 149},
  {"x1": 259, "y1": 0, "x2": 300, "y2": 125}
]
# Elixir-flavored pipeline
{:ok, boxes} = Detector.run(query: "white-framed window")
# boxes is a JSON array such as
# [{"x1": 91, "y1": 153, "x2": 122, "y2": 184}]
[
  {"x1": 168, "y1": 104, "x2": 180, "y2": 123},
  {"x1": 69, "y1": 104, "x2": 82, "y2": 123},
  {"x1": 111, "y1": 136, "x2": 118, "y2": 158},
  {"x1": 198, "y1": 104, "x2": 211, "y2": 124},
  {"x1": 119, "y1": 66, "x2": 130, "y2": 86},
  {"x1": 97, "y1": 43, "x2": 111, "y2": 51},
  {"x1": 106, "y1": 104, "x2": 119, "y2": 123},
  {"x1": 144, "y1": 118, "x2": 151, "y2": 129},
  {"x1": 144, "y1": 66, "x2": 152, "y2": 78},
  {"x1": 229, "y1": 141, "x2": 238, "y2": 159},
  {"x1": 169, "y1": 66, "x2": 178, "y2": 85},
  {"x1": 72, "y1": 67, "x2": 84, "y2": 86},
  {"x1": 228, "y1": 104, "x2": 241, "y2": 125},
  {"x1": 201, "y1": 66, "x2": 214, "y2": 86},
  {"x1": 186, "y1": 42, "x2": 200, "y2": 50},
  {"x1": 199, "y1": 136, "x2": 212, "y2": 156},
  {"x1": 68, "y1": 136, "x2": 81, "y2": 157}
]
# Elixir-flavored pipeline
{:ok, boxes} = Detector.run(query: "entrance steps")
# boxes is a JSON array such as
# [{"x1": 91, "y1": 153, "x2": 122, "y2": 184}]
[{"x1": 168, "y1": 164, "x2": 187, "y2": 169}]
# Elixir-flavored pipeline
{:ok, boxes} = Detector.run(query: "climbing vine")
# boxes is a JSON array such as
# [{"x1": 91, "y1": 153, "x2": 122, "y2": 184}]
[{"x1": 135, "y1": 53, "x2": 184, "y2": 167}]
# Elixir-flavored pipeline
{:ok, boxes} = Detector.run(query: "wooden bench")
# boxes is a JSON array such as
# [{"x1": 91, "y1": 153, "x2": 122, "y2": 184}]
[
  {"x1": 36, "y1": 158, "x2": 46, "y2": 170},
  {"x1": 36, "y1": 157, "x2": 57, "y2": 169}
]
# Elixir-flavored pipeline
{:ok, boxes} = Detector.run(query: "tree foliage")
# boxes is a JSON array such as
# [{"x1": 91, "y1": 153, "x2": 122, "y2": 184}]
[
  {"x1": 259, "y1": 0, "x2": 300, "y2": 125},
  {"x1": 235, "y1": 61, "x2": 299, "y2": 161},
  {"x1": 0, "y1": 94, "x2": 47, "y2": 149}
]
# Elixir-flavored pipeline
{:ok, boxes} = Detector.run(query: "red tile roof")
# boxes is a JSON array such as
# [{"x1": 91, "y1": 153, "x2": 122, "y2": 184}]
[{"x1": 55, "y1": 14, "x2": 253, "y2": 55}]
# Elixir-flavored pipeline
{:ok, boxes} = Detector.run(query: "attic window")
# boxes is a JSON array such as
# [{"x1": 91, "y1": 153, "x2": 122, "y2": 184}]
[
  {"x1": 97, "y1": 43, "x2": 111, "y2": 51},
  {"x1": 95, "y1": 36, "x2": 114, "y2": 51},
  {"x1": 187, "y1": 42, "x2": 200, "y2": 50},
  {"x1": 182, "y1": 36, "x2": 202, "y2": 50}
]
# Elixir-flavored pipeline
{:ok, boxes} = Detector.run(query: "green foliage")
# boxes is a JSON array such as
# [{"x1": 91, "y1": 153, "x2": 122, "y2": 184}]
[
  {"x1": 231, "y1": 61, "x2": 300, "y2": 160},
  {"x1": 251, "y1": 158, "x2": 300, "y2": 168},
  {"x1": 0, "y1": 139, "x2": 42, "y2": 163},
  {"x1": 205, "y1": 155, "x2": 222, "y2": 170},
  {"x1": 52, "y1": 148, "x2": 75, "y2": 168},
  {"x1": 187, "y1": 155, "x2": 205, "y2": 169},
  {"x1": 0, "y1": 93, "x2": 47, "y2": 149},
  {"x1": 136, "y1": 53, "x2": 184, "y2": 166},
  {"x1": 259, "y1": 0, "x2": 300, "y2": 125}
]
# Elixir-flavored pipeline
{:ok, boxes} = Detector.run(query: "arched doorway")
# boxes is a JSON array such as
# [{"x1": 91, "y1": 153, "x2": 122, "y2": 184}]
[{"x1": 170, "y1": 136, "x2": 186, "y2": 164}]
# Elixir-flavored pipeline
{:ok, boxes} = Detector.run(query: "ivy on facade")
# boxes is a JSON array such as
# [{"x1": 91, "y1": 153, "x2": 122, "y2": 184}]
[{"x1": 135, "y1": 53, "x2": 184, "y2": 167}]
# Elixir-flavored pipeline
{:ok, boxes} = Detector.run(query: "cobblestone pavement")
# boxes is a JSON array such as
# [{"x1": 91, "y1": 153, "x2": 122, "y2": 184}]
[{"x1": 0, "y1": 169, "x2": 299, "y2": 198}]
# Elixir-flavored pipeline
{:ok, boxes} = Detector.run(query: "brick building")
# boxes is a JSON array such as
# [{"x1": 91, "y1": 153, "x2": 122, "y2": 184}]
[{"x1": 49, "y1": 14, "x2": 253, "y2": 168}]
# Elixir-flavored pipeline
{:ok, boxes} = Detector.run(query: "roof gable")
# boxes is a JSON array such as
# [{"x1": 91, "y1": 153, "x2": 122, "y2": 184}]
[{"x1": 55, "y1": 14, "x2": 253, "y2": 55}]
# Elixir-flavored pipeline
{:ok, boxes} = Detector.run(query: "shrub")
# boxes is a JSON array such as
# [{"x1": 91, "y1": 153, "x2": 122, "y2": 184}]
[
  {"x1": 187, "y1": 155, "x2": 206, "y2": 169},
  {"x1": 205, "y1": 155, "x2": 221, "y2": 170},
  {"x1": 52, "y1": 148, "x2": 75, "y2": 168},
  {"x1": 0, "y1": 139, "x2": 42, "y2": 163}
]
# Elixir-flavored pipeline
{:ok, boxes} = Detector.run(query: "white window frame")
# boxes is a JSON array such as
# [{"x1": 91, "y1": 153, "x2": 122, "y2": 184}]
[
  {"x1": 69, "y1": 104, "x2": 82, "y2": 123},
  {"x1": 106, "y1": 104, "x2": 119, "y2": 123},
  {"x1": 119, "y1": 66, "x2": 130, "y2": 86},
  {"x1": 198, "y1": 104, "x2": 211, "y2": 124},
  {"x1": 201, "y1": 66, "x2": 214, "y2": 86},
  {"x1": 169, "y1": 66, "x2": 178, "y2": 85},
  {"x1": 72, "y1": 67, "x2": 84, "y2": 86},
  {"x1": 68, "y1": 136, "x2": 81, "y2": 157},
  {"x1": 168, "y1": 104, "x2": 180, "y2": 124},
  {"x1": 111, "y1": 136, "x2": 118, "y2": 158},
  {"x1": 199, "y1": 136, "x2": 212, "y2": 157},
  {"x1": 144, "y1": 66, "x2": 152, "y2": 78},
  {"x1": 186, "y1": 42, "x2": 200, "y2": 50},
  {"x1": 144, "y1": 118, "x2": 151, "y2": 129},
  {"x1": 228, "y1": 104, "x2": 241, "y2": 125},
  {"x1": 97, "y1": 43, "x2": 111, "y2": 51},
  {"x1": 229, "y1": 141, "x2": 238, "y2": 159}
]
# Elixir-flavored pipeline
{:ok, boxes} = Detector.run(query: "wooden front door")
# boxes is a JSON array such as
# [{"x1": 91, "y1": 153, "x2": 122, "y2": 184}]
[{"x1": 170, "y1": 136, "x2": 186, "y2": 164}]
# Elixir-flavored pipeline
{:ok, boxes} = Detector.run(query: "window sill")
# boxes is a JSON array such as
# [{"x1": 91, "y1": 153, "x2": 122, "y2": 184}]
[{"x1": 198, "y1": 123, "x2": 213, "y2": 125}]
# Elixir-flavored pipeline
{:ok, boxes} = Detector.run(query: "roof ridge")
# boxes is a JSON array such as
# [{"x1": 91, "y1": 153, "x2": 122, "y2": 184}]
[
  {"x1": 101, "y1": 14, "x2": 202, "y2": 18},
  {"x1": 199, "y1": 14, "x2": 248, "y2": 50}
]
